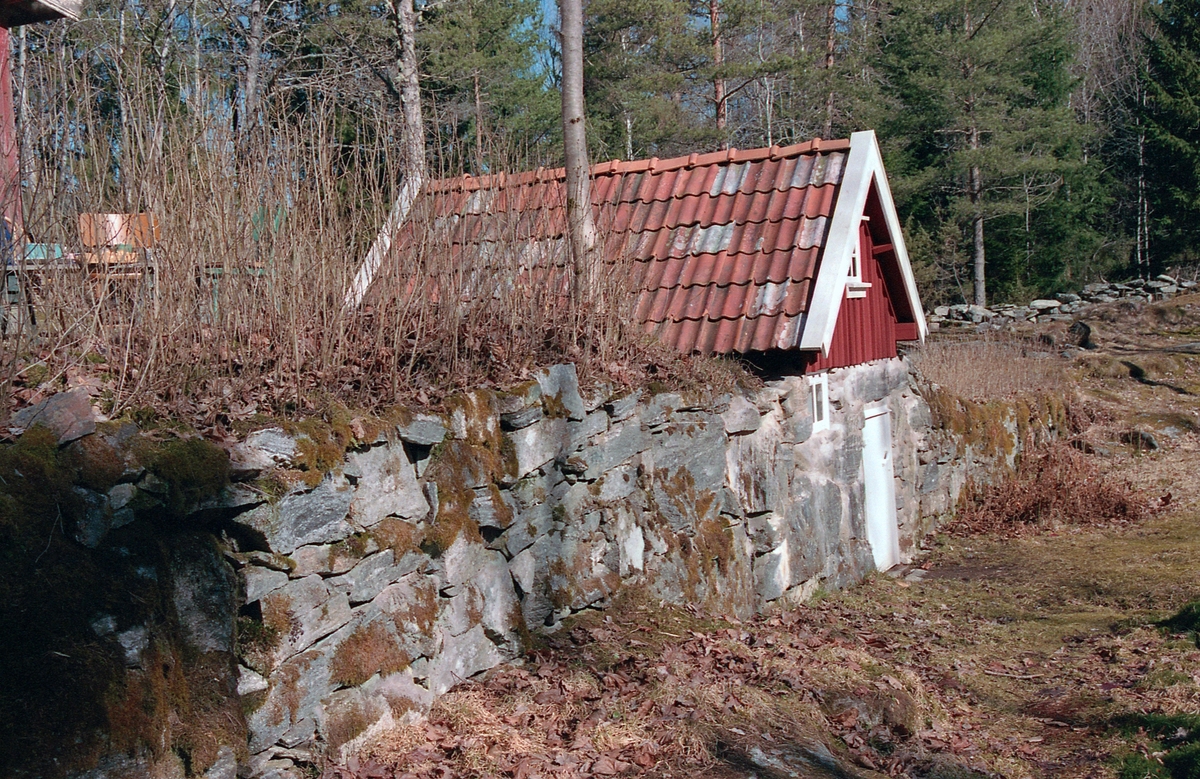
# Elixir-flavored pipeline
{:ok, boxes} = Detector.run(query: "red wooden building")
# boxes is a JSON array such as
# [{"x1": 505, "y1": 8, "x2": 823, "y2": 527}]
[{"x1": 349, "y1": 130, "x2": 927, "y2": 370}]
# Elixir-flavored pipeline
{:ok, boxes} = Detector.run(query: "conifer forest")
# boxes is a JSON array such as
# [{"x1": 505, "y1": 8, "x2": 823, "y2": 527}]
[{"x1": 18, "y1": 0, "x2": 1200, "y2": 306}]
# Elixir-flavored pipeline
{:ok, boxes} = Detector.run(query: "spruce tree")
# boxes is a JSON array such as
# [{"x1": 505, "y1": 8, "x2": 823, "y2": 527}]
[
  {"x1": 1142, "y1": 0, "x2": 1200, "y2": 263},
  {"x1": 876, "y1": 0, "x2": 1083, "y2": 304}
]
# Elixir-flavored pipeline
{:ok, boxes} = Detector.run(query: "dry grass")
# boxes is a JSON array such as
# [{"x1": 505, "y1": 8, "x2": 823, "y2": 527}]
[
  {"x1": 336, "y1": 510, "x2": 1200, "y2": 779},
  {"x1": 909, "y1": 334, "x2": 1067, "y2": 402}
]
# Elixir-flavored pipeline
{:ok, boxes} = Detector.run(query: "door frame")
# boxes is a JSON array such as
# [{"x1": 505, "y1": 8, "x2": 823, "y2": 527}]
[{"x1": 862, "y1": 403, "x2": 900, "y2": 571}]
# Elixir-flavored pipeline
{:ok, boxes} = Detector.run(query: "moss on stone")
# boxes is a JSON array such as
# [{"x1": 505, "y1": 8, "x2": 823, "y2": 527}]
[
  {"x1": 420, "y1": 439, "x2": 502, "y2": 557},
  {"x1": 62, "y1": 433, "x2": 128, "y2": 492},
  {"x1": 146, "y1": 437, "x2": 231, "y2": 518},
  {"x1": 542, "y1": 392, "x2": 569, "y2": 420},
  {"x1": 390, "y1": 579, "x2": 439, "y2": 635}
]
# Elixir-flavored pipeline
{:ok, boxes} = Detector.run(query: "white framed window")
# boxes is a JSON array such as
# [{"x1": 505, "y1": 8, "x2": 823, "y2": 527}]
[
  {"x1": 808, "y1": 372, "x2": 830, "y2": 432},
  {"x1": 847, "y1": 216, "x2": 872, "y2": 299}
]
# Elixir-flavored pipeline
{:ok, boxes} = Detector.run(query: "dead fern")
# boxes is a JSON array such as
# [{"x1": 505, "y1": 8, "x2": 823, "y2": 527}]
[{"x1": 946, "y1": 442, "x2": 1160, "y2": 537}]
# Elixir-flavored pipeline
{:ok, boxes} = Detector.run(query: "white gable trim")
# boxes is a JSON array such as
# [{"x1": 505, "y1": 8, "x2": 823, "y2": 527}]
[
  {"x1": 797, "y1": 130, "x2": 927, "y2": 355},
  {"x1": 343, "y1": 174, "x2": 424, "y2": 311}
]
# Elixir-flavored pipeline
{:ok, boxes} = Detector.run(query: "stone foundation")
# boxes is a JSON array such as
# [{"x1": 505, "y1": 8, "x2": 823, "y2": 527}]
[{"x1": 8, "y1": 358, "x2": 1059, "y2": 778}]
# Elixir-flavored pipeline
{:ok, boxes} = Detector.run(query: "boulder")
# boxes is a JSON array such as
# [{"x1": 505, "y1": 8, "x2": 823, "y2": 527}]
[
  {"x1": 261, "y1": 575, "x2": 353, "y2": 662},
  {"x1": 326, "y1": 549, "x2": 424, "y2": 604},
  {"x1": 231, "y1": 428, "x2": 298, "y2": 475},
  {"x1": 10, "y1": 388, "x2": 95, "y2": 445},
  {"x1": 238, "y1": 665, "x2": 269, "y2": 696},
  {"x1": 499, "y1": 405, "x2": 543, "y2": 431},
  {"x1": 1029, "y1": 299, "x2": 1061, "y2": 310},
  {"x1": 605, "y1": 390, "x2": 642, "y2": 422},
  {"x1": 426, "y1": 624, "x2": 510, "y2": 696},
  {"x1": 721, "y1": 396, "x2": 761, "y2": 435},
  {"x1": 535, "y1": 364, "x2": 586, "y2": 421},
  {"x1": 509, "y1": 417, "x2": 569, "y2": 479},
  {"x1": 290, "y1": 542, "x2": 372, "y2": 577},
  {"x1": 170, "y1": 535, "x2": 238, "y2": 654},
  {"x1": 396, "y1": 414, "x2": 447, "y2": 446},
  {"x1": 244, "y1": 566, "x2": 290, "y2": 603}
]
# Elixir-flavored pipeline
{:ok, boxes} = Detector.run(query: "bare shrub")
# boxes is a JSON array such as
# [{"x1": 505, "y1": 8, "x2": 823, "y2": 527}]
[
  {"x1": 908, "y1": 334, "x2": 1066, "y2": 402},
  {"x1": 2, "y1": 53, "x2": 720, "y2": 432},
  {"x1": 945, "y1": 441, "x2": 1159, "y2": 537}
]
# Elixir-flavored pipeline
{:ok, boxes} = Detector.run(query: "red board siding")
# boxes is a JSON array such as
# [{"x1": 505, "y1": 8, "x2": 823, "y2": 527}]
[
  {"x1": 0, "y1": 26, "x2": 19, "y2": 231},
  {"x1": 802, "y1": 223, "x2": 899, "y2": 373}
]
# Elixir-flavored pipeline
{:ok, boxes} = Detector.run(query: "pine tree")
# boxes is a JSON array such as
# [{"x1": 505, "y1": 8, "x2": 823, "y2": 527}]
[
  {"x1": 877, "y1": 0, "x2": 1084, "y2": 304},
  {"x1": 584, "y1": 0, "x2": 712, "y2": 159},
  {"x1": 1142, "y1": 0, "x2": 1200, "y2": 264},
  {"x1": 421, "y1": 0, "x2": 557, "y2": 174}
]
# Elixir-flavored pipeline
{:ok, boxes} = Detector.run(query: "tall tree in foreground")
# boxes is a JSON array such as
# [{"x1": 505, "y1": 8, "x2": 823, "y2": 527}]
[
  {"x1": 561, "y1": 0, "x2": 597, "y2": 298},
  {"x1": 1141, "y1": 0, "x2": 1200, "y2": 265},
  {"x1": 344, "y1": 0, "x2": 426, "y2": 310},
  {"x1": 394, "y1": 0, "x2": 426, "y2": 184}
]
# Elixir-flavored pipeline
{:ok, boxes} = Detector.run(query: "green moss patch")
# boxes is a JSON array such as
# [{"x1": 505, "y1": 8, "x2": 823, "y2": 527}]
[{"x1": 146, "y1": 437, "x2": 230, "y2": 518}]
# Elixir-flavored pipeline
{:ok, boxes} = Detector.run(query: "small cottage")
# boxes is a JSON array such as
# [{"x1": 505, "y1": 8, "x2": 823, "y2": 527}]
[{"x1": 349, "y1": 129, "x2": 928, "y2": 571}]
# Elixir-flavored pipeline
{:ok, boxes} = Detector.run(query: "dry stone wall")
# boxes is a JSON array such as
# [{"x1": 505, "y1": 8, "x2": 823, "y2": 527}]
[
  {"x1": 31, "y1": 357, "x2": 1056, "y2": 779},
  {"x1": 222, "y1": 358, "x2": 961, "y2": 777}
]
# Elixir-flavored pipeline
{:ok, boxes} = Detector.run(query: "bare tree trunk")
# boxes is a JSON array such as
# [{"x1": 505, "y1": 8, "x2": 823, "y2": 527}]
[
  {"x1": 245, "y1": 0, "x2": 263, "y2": 120},
  {"x1": 395, "y1": 0, "x2": 425, "y2": 182},
  {"x1": 823, "y1": 0, "x2": 836, "y2": 138},
  {"x1": 560, "y1": 0, "x2": 596, "y2": 300},
  {"x1": 624, "y1": 112, "x2": 633, "y2": 160},
  {"x1": 192, "y1": 0, "x2": 201, "y2": 114},
  {"x1": 710, "y1": 0, "x2": 727, "y2": 145},
  {"x1": 1136, "y1": 83, "x2": 1148, "y2": 277},
  {"x1": 969, "y1": 128, "x2": 986, "y2": 306},
  {"x1": 15, "y1": 26, "x2": 35, "y2": 202},
  {"x1": 473, "y1": 70, "x2": 484, "y2": 171},
  {"x1": 343, "y1": 0, "x2": 426, "y2": 311}
]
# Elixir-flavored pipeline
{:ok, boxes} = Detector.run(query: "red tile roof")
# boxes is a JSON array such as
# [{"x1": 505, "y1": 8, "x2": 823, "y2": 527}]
[{"x1": 376, "y1": 138, "x2": 854, "y2": 354}]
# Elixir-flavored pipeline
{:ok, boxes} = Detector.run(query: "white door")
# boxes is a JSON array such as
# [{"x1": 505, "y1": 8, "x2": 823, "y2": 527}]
[{"x1": 863, "y1": 405, "x2": 900, "y2": 571}]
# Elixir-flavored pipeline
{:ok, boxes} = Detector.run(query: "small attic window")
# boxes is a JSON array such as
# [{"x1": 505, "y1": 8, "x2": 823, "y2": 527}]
[
  {"x1": 809, "y1": 372, "x2": 830, "y2": 432},
  {"x1": 847, "y1": 216, "x2": 872, "y2": 299}
]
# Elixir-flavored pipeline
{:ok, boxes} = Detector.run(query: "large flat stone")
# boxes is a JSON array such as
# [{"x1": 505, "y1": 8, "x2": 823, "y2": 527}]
[
  {"x1": 535, "y1": 364, "x2": 585, "y2": 421},
  {"x1": 580, "y1": 421, "x2": 651, "y2": 479},
  {"x1": 722, "y1": 396, "x2": 761, "y2": 435},
  {"x1": 248, "y1": 639, "x2": 335, "y2": 753},
  {"x1": 170, "y1": 535, "x2": 237, "y2": 654},
  {"x1": 397, "y1": 414, "x2": 448, "y2": 446},
  {"x1": 232, "y1": 474, "x2": 355, "y2": 554},
  {"x1": 426, "y1": 624, "x2": 509, "y2": 696},
  {"x1": 10, "y1": 387, "x2": 95, "y2": 444},
  {"x1": 231, "y1": 428, "x2": 298, "y2": 474},
  {"x1": 347, "y1": 443, "x2": 429, "y2": 526},
  {"x1": 509, "y1": 416, "x2": 569, "y2": 479},
  {"x1": 261, "y1": 575, "x2": 353, "y2": 663},
  {"x1": 244, "y1": 566, "x2": 290, "y2": 603},
  {"x1": 326, "y1": 549, "x2": 424, "y2": 604}
]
